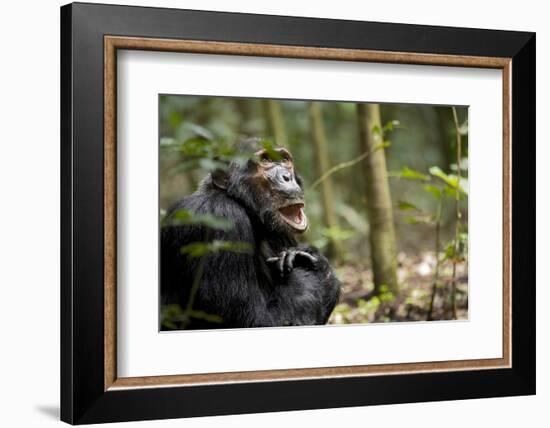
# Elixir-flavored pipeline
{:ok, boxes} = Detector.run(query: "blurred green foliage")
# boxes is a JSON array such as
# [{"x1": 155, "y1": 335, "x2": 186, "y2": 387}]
[{"x1": 160, "y1": 95, "x2": 468, "y2": 256}]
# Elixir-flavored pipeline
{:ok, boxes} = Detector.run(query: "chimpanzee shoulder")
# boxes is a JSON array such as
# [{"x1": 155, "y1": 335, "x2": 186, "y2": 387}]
[{"x1": 164, "y1": 185, "x2": 255, "y2": 243}]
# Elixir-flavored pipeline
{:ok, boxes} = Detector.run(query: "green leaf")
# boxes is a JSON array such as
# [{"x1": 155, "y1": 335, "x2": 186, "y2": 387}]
[
  {"x1": 378, "y1": 284, "x2": 396, "y2": 302},
  {"x1": 443, "y1": 233, "x2": 468, "y2": 262},
  {"x1": 179, "y1": 137, "x2": 213, "y2": 157},
  {"x1": 383, "y1": 120, "x2": 400, "y2": 133},
  {"x1": 423, "y1": 184, "x2": 442, "y2": 200},
  {"x1": 180, "y1": 240, "x2": 252, "y2": 257},
  {"x1": 322, "y1": 227, "x2": 355, "y2": 242},
  {"x1": 443, "y1": 186, "x2": 459, "y2": 199},
  {"x1": 160, "y1": 304, "x2": 186, "y2": 329},
  {"x1": 379, "y1": 284, "x2": 390, "y2": 293},
  {"x1": 397, "y1": 200, "x2": 421, "y2": 211},
  {"x1": 379, "y1": 291, "x2": 395, "y2": 303},
  {"x1": 391, "y1": 166, "x2": 430, "y2": 181},
  {"x1": 167, "y1": 209, "x2": 233, "y2": 231},
  {"x1": 405, "y1": 215, "x2": 433, "y2": 225},
  {"x1": 160, "y1": 303, "x2": 225, "y2": 327},
  {"x1": 429, "y1": 166, "x2": 451, "y2": 183},
  {"x1": 177, "y1": 137, "x2": 240, "y2": 165},
  {"x1": 260, "y1": 139, "x2": 283, "y2": 161},
  {"x1": 371, "y1": 124, "x2": 382, "y2": 136},
  {"x1": 444, "y1": 242, "x2": 456, "y2": 260},
  {"x1": 186, "y1": 310, "x2": 223, "y2": 323},
  {"x1": 373, "y1": 141, "x2": 391, "y2": 151},
  {"x1": 429, "y1": 167, "x2": 468, "y2": 195},
  {"x1": 356, "y1": 297, "x2": 381, "y2": 315}
]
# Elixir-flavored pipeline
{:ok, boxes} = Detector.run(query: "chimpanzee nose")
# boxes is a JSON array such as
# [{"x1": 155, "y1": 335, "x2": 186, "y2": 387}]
[{"x1": 270, "y1": 167, "x2": 303, "y2": 197}]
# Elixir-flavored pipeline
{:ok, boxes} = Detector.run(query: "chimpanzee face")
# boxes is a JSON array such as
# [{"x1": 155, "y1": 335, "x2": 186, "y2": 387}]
[
  {"x1": 211, "y1": 142, "x2": 309, "y2": 235},
  {"x1": 251, "y1": 148, "x2": 308, "y2": 233}
]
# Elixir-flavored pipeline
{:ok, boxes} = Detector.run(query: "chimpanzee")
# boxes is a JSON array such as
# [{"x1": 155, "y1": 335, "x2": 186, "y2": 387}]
[{"x1": 161, "y1": 138, "x2": 341, "y2": 330}]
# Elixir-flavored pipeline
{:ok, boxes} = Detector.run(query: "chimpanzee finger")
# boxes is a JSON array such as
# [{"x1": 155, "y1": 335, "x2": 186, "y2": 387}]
[
  {"x1": 267, "y1": 256, "x2": 285, "y2": 276},
  {"x1": 296, "y1": 251, "x2": 318, "y2": 265},
  {"x1": 277, "y1": 252, "x2": 286, "y2": 276},
  {"x1": 285, "y1": 251, "x2": 296, "y2": 273}
]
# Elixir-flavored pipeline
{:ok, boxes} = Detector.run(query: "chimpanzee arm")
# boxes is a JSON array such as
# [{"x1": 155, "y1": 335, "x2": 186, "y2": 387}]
[
  {"x1": 161, "y1": 192, "x2": 280, "y2": 329},
  {"x1": 267, "y1": 246, "x2": 341, "y2": 325},
  {"x1": 298, "y1": 247, "x2": 341, "y2": 323},
  {"x1": 196, "y1": 243, "x2": 340, "y2": 327},
  {"x1": 195, "y1": 249, "x2": 278, "y2": 328}
]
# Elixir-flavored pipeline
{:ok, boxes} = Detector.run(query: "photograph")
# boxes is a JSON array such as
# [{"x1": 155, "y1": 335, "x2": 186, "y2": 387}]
[{"x1": 159, "y1": 95, "x2": 469, "y2": 331}]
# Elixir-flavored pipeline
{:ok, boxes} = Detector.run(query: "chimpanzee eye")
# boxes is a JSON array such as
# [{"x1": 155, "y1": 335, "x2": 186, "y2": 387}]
[
  {"x1": 260, "y1": 153, "x2": 272, "y2": 164},
  {"x1": 278, "y1": 150, "x2": 291, "y2": 163}
]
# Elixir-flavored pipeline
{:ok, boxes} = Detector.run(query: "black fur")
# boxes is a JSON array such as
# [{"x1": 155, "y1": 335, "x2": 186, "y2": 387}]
[{"x1": 161, "y1": 144, "x2": 341, "y2": 330}]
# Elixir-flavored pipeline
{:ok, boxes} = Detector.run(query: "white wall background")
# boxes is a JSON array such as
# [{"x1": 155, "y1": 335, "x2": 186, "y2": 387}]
[{"x1": 0, "y1": 1, "x2": 546, "y2": 427}]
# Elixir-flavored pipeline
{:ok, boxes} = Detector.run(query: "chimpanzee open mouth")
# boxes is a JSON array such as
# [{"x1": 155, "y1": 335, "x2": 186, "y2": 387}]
[{"x1": 278, "y1": 202, "x2": 308, "y2": 232}]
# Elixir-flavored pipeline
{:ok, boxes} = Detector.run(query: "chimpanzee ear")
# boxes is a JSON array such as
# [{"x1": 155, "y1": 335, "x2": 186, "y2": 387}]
[
  {"x1": 211, "y1": 169, "x2": 229, "y2": 190},
  {"x1": 295, "y1": 174, "x2": 304, "y2": 188}
]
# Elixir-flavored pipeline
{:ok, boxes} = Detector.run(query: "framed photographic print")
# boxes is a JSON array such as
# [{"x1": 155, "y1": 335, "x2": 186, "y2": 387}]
[{"x1": 60, "y1": 2, "x2": 536, "y2": 424}]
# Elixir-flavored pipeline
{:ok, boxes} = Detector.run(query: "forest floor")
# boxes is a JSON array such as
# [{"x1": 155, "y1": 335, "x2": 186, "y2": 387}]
[{"x1": 328, "y1": 251, "x2": 468, "y2": 325}]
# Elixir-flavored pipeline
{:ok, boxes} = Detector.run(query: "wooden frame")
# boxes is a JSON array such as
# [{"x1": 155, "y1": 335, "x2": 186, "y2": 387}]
[
  {"x1": 62, "y1": 2, "x2": 535, "y2": 424},
  {"x1": 104, "y1": 36, "x2": 513, "y2": 390}
]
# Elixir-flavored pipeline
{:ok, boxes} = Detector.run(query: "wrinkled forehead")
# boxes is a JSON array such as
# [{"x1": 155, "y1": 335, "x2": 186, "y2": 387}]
[
  {"x1": 235, "y1": 138, "x2": 292, "y2": 161},
  {"x1": 253, "y1": 147, "x2": 293, "y2": 161}
]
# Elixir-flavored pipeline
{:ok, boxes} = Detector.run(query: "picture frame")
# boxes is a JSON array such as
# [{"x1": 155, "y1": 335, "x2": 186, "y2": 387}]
[{"x1": 60, "y1": 2, "x2": 535, "y2": 424}]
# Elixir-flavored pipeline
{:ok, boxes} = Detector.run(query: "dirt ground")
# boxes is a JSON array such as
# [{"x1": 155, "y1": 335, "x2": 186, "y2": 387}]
[{"x1": 328, "y1": 251, "x2": 468, "y2": 325}]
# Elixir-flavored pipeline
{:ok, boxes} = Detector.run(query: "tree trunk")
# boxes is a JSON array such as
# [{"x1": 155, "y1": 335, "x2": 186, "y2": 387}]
[
  {"x1": 356, "y1": 103, "x2": 399, "y2": 294},
  {"x1": 309, "y1": 101, "x2": 345, "y2": 261},
  {"x1": 263, "y1": 100, "x2": 288, "y2": 147}
]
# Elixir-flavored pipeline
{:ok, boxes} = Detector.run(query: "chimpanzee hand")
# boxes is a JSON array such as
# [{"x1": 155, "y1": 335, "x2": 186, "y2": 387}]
[{"x1": 266, "y1": 248, "x2": 318, "y2": 277}]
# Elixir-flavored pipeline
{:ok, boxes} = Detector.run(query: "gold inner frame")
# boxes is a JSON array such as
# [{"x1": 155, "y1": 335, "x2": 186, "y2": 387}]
[{"x1": 104, "y1": 35, "x2": 512, "y2": 391}]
